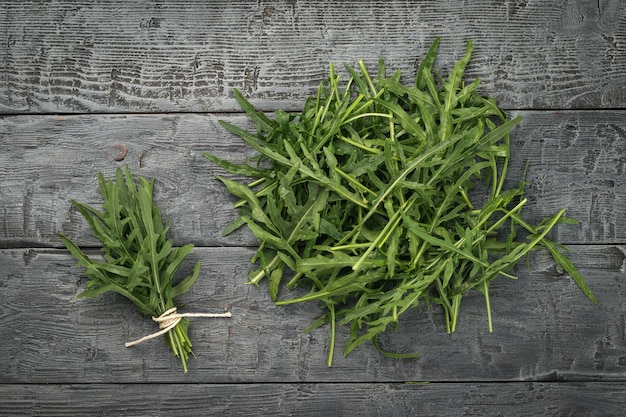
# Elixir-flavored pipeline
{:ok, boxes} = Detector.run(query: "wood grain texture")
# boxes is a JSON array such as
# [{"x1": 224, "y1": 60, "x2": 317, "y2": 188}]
[
  {"x1": 0, "y1": 245, "x2": 622, "y2": 383},
  {"x1": 2, "y1": 0, "x2": 625, "y2": 411},
  {"x1": 1, "y1": 0, "x2": 625, "y2": 114},
  {"x1": 0, "y1": 113, "x2": 258, "y2": 248},
  {"x1": 1, "y1": 382, "x2": 625, "y2": 416},
  {"x1": 1, "y1": 111, "x2": 625, "y2": 248}
]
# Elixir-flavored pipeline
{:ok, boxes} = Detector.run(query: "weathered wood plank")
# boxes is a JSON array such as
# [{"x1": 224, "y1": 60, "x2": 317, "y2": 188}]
[
  {"x1": 1, "y1": 0, "x2": 623, "y2": 411},
  {"x1": 0, "y1": 245, "x2": 622, "y2": 383},
  {"x1": 1, "y1": 382, "x2": 625, "y2": 416},
  {"x1": 1, "y1": 0, "x2": 625, "y2": 113},
  {"x1": 1, "y1": 111, "x2": 625, "y2": 248}
]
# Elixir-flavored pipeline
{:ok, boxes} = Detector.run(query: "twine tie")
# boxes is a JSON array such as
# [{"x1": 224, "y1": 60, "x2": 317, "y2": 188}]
[{"x1": 125, "y1": 307, "x2": 231, "y2": 347}]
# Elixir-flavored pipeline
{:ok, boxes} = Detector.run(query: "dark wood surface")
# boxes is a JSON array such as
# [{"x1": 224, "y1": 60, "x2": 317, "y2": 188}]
[
  {"x1": 1, "y1": 1, "x2": 626, "y2": 415},
  {"x1": 1, "y1": 244, "x2": 625, "y2": 384},
  {"x1": 2, "y1": 0, "x2": 625, "y2": 113},
  {"x1": 1, "y1": 382, "x2": 625, "y2": 416}
]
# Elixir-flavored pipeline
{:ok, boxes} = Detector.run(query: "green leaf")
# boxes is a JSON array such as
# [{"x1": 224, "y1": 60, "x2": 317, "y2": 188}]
[
  {"x1": 232, "y1": 88, "x2": 276, "y2": 133},
  {"x1": 171, "y1": 260, "x2": 202, "y2": 299},
  {"x1": 217, "y1": 175, "x2": 281, "y2": 234},
  {"x1": 243, "y1": 217, "x2": 300, "y2": 260},
  {"x1": 202, "y1": 152, "x2": 270, "y2": 178},
  {"x1": 416, "y1": 37, "x2": 440, "y2": 91},
  {"x1": 268, "y1": 262, "x2": 284, "y2": 302},
  {"x1": 440, "y1": 39, "x2": 473, "y2": 141},
  {"x1": 297, "y1": 250, "x2": 385, "y2": 276},
  {"x1": 543, "y1": 239, "x2": 597, "y2": 304}
]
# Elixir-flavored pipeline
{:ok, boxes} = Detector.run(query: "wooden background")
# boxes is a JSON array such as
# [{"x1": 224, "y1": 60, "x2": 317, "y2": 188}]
[{"x1": 1, "y1": 0, "x2": 626, "y2": 415}]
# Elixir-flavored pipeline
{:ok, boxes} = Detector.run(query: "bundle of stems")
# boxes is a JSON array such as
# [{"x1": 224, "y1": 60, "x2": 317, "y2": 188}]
[
  {"x1": 60, "y1": 166, "x2": 216, "y2": 372},
  {"x1": 205, "y1": 38, "x2": 596, "y2": 366}
]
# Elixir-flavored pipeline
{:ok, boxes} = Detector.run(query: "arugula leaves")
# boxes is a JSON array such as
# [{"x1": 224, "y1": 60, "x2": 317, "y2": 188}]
[
  {"x1": 205, "y1": 38, "x2": 596, "y2": 366},
  {"x1": 59, "y1": 166, "x2": 202, "y2": 372}
]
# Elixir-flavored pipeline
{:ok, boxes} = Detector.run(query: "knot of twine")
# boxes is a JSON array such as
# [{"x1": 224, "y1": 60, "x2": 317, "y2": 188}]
[{"x1": 125, "y1": 307, "x2": 232, "y2": 348}]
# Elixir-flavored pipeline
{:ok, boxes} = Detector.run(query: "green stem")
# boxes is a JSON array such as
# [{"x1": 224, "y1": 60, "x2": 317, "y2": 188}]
[
  {"x1": 483, "y1": 281, "x2": 493, "y2": 333},
  {"x1": 327, "y1": 304, "x2": 336, "y2": 367}
]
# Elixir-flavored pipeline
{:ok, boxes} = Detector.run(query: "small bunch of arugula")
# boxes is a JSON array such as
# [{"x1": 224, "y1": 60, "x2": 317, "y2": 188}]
[
  {"x1": 205, "y1": 38, "x2": 596, "y2": 365},
  {"x1": 60, "y1": 166, "x2": 209, "y2": 373}
]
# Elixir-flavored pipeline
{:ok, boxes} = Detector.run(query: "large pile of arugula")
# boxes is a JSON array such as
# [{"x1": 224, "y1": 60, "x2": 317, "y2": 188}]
[{"x1": 205, "y1": 38, "x2": 596, "y2": 366}]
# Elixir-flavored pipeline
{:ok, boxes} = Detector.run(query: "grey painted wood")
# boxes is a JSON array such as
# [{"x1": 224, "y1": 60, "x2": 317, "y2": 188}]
[
  {"x1": 1, "y1": 382, "x2": 625, "y2": 416},
  {"x1": 0, "y1": 245, "x2": 622, "y2": 383},
  {"x1": 2, "y1": 111, "x2": 625, "y2": 248},
  {"x1": 2, "y1": 0, "x2": 625, "y2": 412},
  {"x1": 0, "y1": 113, "x2": 259, "y2": 249},
  {"x1": 1, "y1": 0, "x2": 625, "y2": 114}
]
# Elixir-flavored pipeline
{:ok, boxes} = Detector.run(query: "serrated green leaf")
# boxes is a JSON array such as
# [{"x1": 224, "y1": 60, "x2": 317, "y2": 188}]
[
  {"x1": 543, "y1": 239, "x2": 597, "y2": 304},
  {"x1": 171, "y1": 260, "x2": 202, "y2": 299}
]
